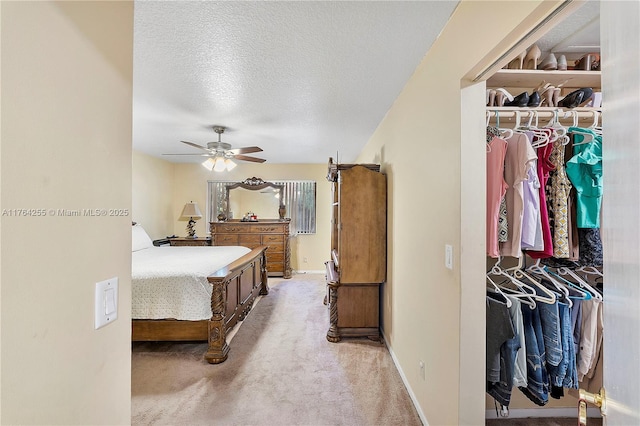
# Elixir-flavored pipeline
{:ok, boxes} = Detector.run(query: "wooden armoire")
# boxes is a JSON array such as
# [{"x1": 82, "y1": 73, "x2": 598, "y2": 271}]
[{"x1": 325, "y1": 158, "x2": 386, "y2": 342}]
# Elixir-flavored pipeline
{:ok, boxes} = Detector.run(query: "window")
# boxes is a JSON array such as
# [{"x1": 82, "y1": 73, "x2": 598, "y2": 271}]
[{"x1": 207, "y1": 180, "x2": 316, "y2": 235}]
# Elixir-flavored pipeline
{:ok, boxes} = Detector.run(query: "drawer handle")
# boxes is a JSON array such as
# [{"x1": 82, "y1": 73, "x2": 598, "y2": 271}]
[{"x1": 255, "y1": 227, "x2": 277, "y2": 232}]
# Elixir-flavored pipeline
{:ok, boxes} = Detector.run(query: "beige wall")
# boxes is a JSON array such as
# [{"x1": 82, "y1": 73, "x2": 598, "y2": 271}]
[
  {"x1": 1, "y1": 2, "x2": 133, "y2": 425},
  {"x1": 357, "y1": 1, "x2": 566, "y2": 424},
  {"x1": 132, "y1": 151, "x2": 174, "y2": 240},
  {"x1": 132, "y1": 155, "x2": 331, "y2": 271}
]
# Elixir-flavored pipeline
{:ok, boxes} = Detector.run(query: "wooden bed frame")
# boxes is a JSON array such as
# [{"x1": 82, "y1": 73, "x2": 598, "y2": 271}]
[{"x1": 132, "y1": 246, "x2": 269, "y2": 364}]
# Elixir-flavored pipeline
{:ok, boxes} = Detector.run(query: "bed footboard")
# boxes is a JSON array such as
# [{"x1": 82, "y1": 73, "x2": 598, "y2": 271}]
[
  {"x1": 204, "y1": 246, "x2": 268, "y2": 364},
  {"x1": 131, "y1": 246, "x2": 268, "y2": 364}
]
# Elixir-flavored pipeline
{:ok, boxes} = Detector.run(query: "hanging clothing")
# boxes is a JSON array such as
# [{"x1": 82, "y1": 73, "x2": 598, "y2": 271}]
[
  {"x1": 566, "y1": 128, "x2": 603, "y2": 228},
  {"x1": 498, "y1": 198, "x2": 509, "y2": 243},
  {"x1": 486, "y1": 293, "x2": 521, "y2": 407},
  {"x1": 486, "y1": 295, "x2": 515, "y2": 384},
  {"x1": 504, "y1": 294, "x2": 528, "y2": 388},
  {"x1": 486, "y1": 136, "x2": 509, "y2": 257},
  {"x1": 546, "y1": 139, "x2": 572, "y2": 258},
  {"x1": 500, "y1": 133, "x2": 537, "y2": 258},
  {"x1": 527, "y1": 142, "x2": 555, "y2": 259},
  {"x1": 577, "y1": 298, "x2": 602, "y2": 380},
  {"x1": 522, "y1": 162, "x2": 544, "y2": 251},
  {"x1": 518, "y1": 303, "x2": 549, "y2": 406},
  {"x1": 578, "y1": 228, "x2": 603, "y2": 267}
]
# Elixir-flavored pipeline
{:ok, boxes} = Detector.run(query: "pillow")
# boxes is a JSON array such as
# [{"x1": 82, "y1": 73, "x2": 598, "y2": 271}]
[{"x1": 132, "y1": 224, "x2": 154, "y2": 252}]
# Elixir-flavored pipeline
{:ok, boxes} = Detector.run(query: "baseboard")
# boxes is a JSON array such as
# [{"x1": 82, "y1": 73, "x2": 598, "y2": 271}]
[
  {"x1": 292, "y1": 270, "x2": 325, "y2": 274},
  {"x1": 381, "y1": 330, "x2": 429, "y2": 426},
  {"x1": 485, "y1": 407, "x2": 601, "y2": 419}
]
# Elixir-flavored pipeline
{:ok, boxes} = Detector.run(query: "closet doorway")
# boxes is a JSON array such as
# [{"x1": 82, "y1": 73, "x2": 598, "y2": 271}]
[{"x1": 468, "y1": 1, "x2": 640, "y2": 424}]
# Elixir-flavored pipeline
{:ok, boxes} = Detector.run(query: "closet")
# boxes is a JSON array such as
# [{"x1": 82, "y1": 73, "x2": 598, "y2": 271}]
[{"x1": 484, "y1": 39, "x2": 604, "y2": 422}]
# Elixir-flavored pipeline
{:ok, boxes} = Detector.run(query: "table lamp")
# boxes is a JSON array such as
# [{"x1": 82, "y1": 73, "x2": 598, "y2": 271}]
[{"x1": 180, "y1": 201, "x2": 203, "y2": 238}]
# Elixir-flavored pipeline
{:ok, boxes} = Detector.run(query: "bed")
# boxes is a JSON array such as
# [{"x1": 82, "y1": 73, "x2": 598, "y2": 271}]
[{"x1": 130, "y1": 224, "x2": 268, "y2": 363}]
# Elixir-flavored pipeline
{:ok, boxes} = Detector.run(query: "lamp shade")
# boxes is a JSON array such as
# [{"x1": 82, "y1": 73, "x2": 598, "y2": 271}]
[
  {"x1": 202, "y1": 157, "x2": 236, "y2": 172},
  {"x1": 180, "y1": 201, "x2": 202, "y2": 219}
]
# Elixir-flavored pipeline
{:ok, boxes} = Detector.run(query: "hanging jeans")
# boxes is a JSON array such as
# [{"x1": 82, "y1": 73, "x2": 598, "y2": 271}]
[
  {"x1": 547, "y1": 301, "x2": 579, "y2": 398},
  {"x1": 518, "y1": 304, "x2": 549, "y2": 406},
  {"x1": 537, "y1": 285, "x2": 563, "y2": 368}
]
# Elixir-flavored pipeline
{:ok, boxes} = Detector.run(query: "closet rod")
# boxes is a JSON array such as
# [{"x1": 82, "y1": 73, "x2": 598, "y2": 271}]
[{"x1": 486, "y1": 108, "x2": 601, "y2": 119}]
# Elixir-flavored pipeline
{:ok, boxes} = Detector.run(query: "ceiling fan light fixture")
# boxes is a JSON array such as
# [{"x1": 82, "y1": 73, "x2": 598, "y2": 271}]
[
  {"x1": 202, "y1": 157, "x2": 216, "y2": 171},
  {"x1": 213, "y1": 156, "x2": 227, "y2": 172},
  {"x1": 224, "y1": 158, "x2": 237, "y2": 171}
]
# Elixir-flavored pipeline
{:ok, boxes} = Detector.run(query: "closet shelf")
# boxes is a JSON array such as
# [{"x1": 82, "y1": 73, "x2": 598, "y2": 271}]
[{"x1": 487, "y1": 69, "x2": 601, "y2": 90}]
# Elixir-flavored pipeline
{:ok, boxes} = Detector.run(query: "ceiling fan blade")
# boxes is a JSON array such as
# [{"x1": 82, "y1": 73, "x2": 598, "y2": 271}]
[
  {"x1": 162, "y1": 153, "x2": 212, "y2": 156},
  {"x1": 234, "y1": 154, "x2": 266, "y2": 163},
  {"x1": 228, "y1": 146, "x2": 263, "y2": 155},
  {"x1": 180, "y1": 140, "x2": 211, "y2": 152}
]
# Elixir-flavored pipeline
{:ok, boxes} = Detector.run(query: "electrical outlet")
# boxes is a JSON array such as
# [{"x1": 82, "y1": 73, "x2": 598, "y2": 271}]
[
  {"x1": 303, "y1": 257, "x2": 308, "y2": 263},
  {"x1": 419, "y1": 360, "x2": 425, "y2": 380}
]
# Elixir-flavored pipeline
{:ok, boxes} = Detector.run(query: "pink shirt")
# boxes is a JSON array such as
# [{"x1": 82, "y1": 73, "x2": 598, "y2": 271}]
[{"x1": 486, "y1": 136, "x2": 508, "y2": 258}]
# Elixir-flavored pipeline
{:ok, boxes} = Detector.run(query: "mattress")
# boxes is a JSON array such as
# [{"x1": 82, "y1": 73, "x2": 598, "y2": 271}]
[{"x1": 132, "y1": 245, "x2": 251, "y2": 320}]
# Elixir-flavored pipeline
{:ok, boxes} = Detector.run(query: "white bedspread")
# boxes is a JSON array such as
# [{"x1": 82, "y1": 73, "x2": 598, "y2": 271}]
[{"x1": 132, "y1": 245, "x2": 251, "y2": 321}]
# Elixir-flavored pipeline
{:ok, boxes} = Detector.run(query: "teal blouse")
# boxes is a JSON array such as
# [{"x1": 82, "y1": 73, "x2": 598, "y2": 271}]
[{"x1": 565, "y1": 127, "x2": 602, "y2": 228}]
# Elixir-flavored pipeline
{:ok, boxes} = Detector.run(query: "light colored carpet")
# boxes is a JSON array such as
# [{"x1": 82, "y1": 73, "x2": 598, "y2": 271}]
[{"x1": 131, "y1": 274, "x2": 422, "y2": 426}]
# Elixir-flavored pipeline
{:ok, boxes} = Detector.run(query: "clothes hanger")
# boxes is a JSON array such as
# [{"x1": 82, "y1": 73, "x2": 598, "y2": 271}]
[
  {"x1": 511, "y1": 268, "x2": 557, "y2": 304},
  {"x1": 588, "y1": 110, "x2": 602, "y2": 135},
  {"x1": 544, "y1": 109, "x2": 569, "y2": 145},
  {"x1": 486, "y1": 274, "x2": 513, "y2": 308},
  {"x1": 486, "y1": 111, "x2": 495, "y2": 153},
  {"x1": 577, "y1": 265, "x2": 604, "y2": 277},
  {"x1": 492, "y1": 111, "x2": 514, "y2": 140},
  {"x1": 527, "y1": 259, "x2": 572, "y2": 307},
  {"x1": 495, "y1": 284, "x2": 537, "y2": 309},
  {"x1": 547, "y1": 268, "x2": 592, "y2": 300},
  {"x1": 570, "y1": 126, "x2": 595, "y2": 146},
  {"x1": 557, "y1": 266, "x2": 603, "y2": 301},
  {"x1": 522, "y1": 110, "x2": 550, "y2": 148},
  {"x1": 510, "y1": 255, "x2": 556, "y2": 304},
  {"x1": 488, "y1": 259, "x2": 537, "y2": 308}
]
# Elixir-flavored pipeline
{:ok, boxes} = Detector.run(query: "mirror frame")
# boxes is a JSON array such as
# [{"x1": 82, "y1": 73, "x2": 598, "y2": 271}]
[{"x1": 224, "y1": 177, "x2": 286, "y2": 221}]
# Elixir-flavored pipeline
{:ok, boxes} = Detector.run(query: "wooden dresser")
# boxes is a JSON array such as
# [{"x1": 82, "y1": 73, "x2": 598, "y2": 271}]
[
  {"x1": 210, "y1": 220, "x2": 292, "y2": 279},
  {"x1": 325, "y1": 158, "x2": 386, "y2": 342}
]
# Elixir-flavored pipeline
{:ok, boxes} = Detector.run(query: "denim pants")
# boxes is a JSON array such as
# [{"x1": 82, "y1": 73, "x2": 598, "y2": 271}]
[
  {"x1": 518, "y1": 304, "x2": 549, "y2": 406},
  {"x1": 537, "y1": 290, "x2": 562, "y2": 368}
]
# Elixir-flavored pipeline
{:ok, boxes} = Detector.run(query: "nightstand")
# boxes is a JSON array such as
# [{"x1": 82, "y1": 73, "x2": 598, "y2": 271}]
[{"x1": 168, "y1": 237, "x2": 212, "y2": 247}]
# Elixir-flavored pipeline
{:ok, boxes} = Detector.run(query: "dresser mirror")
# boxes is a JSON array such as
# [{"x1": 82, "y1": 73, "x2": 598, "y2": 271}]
[{"x1": 224, "y1": 177, "x2": 286, "y2": 221}]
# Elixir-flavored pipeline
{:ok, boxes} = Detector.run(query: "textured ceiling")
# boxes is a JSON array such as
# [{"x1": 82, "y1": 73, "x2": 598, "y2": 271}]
[
  {"x1": 132, "y1": 1, "x2": 599, "y2": 166},
  {"x1": 133, "y1": 1, "x2": 459, "y2": 164}
]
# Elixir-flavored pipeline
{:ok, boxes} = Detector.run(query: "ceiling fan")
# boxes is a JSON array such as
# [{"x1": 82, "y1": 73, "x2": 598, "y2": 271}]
[{"x1": 164, "y1": 126, "x2": 266, "y2": 172}]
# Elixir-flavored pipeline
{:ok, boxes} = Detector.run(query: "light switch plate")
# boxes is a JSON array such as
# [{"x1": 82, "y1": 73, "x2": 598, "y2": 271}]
[
  {"x1": 445, "y1": 244, "x2": 453, "y2": 270},
  {"x1": 95, "y1": 277, "x2": 118, "y2": 329}
]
